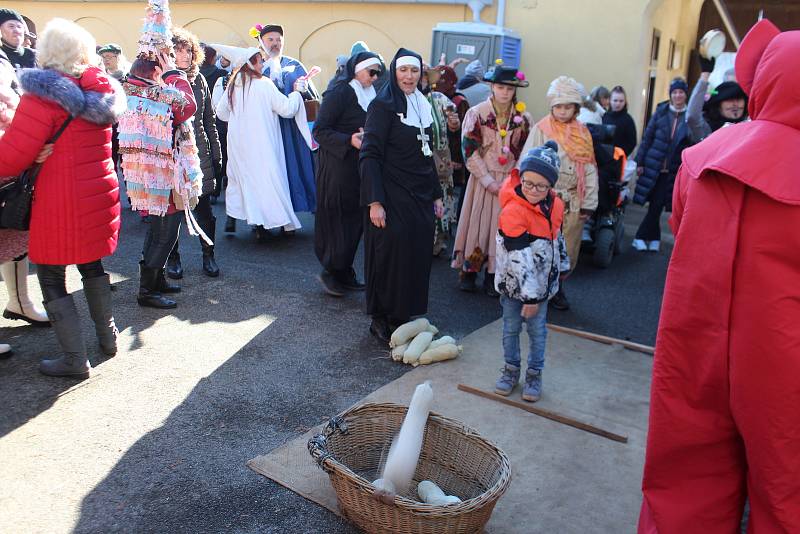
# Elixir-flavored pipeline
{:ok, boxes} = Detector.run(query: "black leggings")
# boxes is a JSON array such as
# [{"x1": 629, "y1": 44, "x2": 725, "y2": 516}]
[
  {"x1": 142, "y1": 212, "x2": 182, "y2": 269},
  {"x1": 37, "y1": 260, "x2": 106, "y2": 303}
]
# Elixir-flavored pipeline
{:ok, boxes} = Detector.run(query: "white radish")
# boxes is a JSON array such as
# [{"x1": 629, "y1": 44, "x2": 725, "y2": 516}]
[
  {"x1": 428, "y1": 336, "x2": 456, "y2": 349},
  {"x1": 380, "y1": 382, "x2": 434, "y2": 496},
  {"x1": 402, "y1": 331, "x2": 434, "y2": 364},
  {"x1": 418, "y1": 344, "x2": 461, "y2": 365},
  {"x1": 426, "y1": 324, "x2": 439, "y2": 334},
  {"x1": 391, "y1": 343, "x2": 408, "y2": 362},
  {"x1": 418, "y1": 480, "x2": 462, "y2": 505},
  {"x1": 390, "y1": 318, "x2": 430, "y2": 348}
]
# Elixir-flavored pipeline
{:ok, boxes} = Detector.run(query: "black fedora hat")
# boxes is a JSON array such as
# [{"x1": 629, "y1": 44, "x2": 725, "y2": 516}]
[{"x1": 484, "y1": 65, "x2": 529, "y2": 88}]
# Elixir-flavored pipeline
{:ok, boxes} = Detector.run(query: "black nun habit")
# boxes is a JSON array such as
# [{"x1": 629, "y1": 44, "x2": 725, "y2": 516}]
[
  {"x1": 313, "y1": 51, "x2": 382, "y2": 289},
  {"x1": 359, "y1": 48, "x2": 443, "y2": 337}
]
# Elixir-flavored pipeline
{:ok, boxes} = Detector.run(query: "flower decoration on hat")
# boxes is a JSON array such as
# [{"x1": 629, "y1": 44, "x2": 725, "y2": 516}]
[
  {"x1": 516, "y1": 71, "x2": 526, "y2": 82},
  {"x1": 136, "y1": 0, "x2": 174, "y2": 60},
  {"x1": 495, "y1": 58, "x2": 504, "y2": 65}
]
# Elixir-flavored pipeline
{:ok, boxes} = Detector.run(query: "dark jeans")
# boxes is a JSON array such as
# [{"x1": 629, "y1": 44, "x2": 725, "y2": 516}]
[
  {"x1": 171, "y1": 194, "x2": 215, "y2": 255},
  {"x1": 635, "y1": 171, "x2": 673, "y2": 242},
  {"x1": 37, "y1": 261, "x2": 106, "y2": 303},
  {"x1": 142, "y1": 212, "x2": 182, "y2": 270}
]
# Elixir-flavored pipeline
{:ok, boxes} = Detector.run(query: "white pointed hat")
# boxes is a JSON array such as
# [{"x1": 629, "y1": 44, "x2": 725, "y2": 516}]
[{"x1": 210, "y1": 43, "x2": 262, "y2": 69}]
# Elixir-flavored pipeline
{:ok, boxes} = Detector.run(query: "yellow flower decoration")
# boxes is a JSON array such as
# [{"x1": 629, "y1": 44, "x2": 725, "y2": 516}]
[
  {"x1": 249, "y1": 27, "x2": 260, "y2": 39},
  {"x1": 515, "y1": 102, "x2": 527, "y2": 113},
  {"x1": 494, "y1": 58, "x2": 504, "y2": 65},
  {"x1": 499, "y1": 129, "x2": 508, "y2": 138}
]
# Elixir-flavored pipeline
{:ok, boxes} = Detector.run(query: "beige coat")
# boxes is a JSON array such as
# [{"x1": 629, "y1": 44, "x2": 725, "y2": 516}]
[{"x1": 522, "y1": 125, "x2": 598, "y2": 271}]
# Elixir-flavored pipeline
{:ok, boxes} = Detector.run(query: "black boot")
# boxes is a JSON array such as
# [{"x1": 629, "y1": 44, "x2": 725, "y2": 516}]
[
  {"x1": 83, "y1": 274, "x2": 118, "y2": 356},
  {"x1": 318, "y1": 271, "x2": 345, "y2": 297},
  {"x1": 484, "y1": 271, "x2": 500, "y2": 298},
  {"x1": 459, "y1": 271, "x2": 478, "y2": 293},
  {"x1": 224, "y1": 216, "x2": 236, "y2": 233},
  {"x1": 138, "y1": 264, "x2": 177, "y2": 309},
  {"x1": 369, "y1": 315, "x2": 391, "y2": 344},
  {"x1": 550, "y1": 285, "x2": 570, "y2": 311},
  {"x1": 159, "y1": 269, "x2": 181, "y2": 294},
  {"x1": 166, "y1": 245, "x2": 183, "y2": 280},
  {"x1": 336, "y1": 268, "x2": 365, "y2": 291},
  {"x1": 39, "y1": 295, "x2": 90, "y2": 379},
  {"x1": 200, "y1": 217, "x2": 219, "y2": 277}
]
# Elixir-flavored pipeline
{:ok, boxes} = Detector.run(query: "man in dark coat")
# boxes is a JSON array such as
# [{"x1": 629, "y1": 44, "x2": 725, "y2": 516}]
[{"x1": 0, "y1": 9, "x2": 35, "y2": 69}]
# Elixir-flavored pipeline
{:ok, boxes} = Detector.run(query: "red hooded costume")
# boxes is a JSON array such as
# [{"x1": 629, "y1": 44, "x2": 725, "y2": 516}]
[{"x1": 639, "y1": 20, "x2": 800, "y2": 533}]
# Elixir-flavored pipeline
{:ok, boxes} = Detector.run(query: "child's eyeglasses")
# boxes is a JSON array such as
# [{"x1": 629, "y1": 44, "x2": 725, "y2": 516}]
[{"x1": 521, "y1": 181, "x2": 550, "y2": 192}]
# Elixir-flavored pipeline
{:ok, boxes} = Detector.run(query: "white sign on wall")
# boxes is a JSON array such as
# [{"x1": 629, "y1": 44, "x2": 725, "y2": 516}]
[{"x1": 456, "y1": 44, "x2": 476, "y2": 55}]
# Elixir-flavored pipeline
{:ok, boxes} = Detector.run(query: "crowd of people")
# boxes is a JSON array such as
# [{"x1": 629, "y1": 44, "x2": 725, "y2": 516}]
[{"x1": 3, "y1": 5, "x2": 798, "y2": 531}]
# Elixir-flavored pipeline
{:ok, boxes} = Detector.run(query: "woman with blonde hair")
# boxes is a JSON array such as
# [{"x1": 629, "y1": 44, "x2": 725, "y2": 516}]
[{"x1": 0, "y1": 18, "x2": 126, "y2": 377}]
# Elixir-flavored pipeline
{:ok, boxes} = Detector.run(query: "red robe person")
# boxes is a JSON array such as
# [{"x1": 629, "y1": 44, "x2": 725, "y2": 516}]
[{"x1": 639, "y1": 20, "x2": 800, "y2": 533}]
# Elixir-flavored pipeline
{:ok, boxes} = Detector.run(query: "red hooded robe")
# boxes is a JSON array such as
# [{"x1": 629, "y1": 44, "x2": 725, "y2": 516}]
[{"x1": 638, "y1": 20, "x2": 800, "y2": 533}]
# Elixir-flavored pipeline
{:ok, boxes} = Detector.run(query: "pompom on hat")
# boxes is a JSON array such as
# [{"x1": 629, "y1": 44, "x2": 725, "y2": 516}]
[
  {"x1": 519, "y1": 141, "x2": 561, "y2": 186},
  {"x1": 136, "y1": 0, "x2": 173, "y2": 60},
  {"x1": 546, "y1": 76, "x2": 584, "y2": 108}
]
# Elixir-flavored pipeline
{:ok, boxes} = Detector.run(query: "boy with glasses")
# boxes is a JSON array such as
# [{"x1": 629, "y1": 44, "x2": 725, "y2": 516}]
[{"x1": 493, "y1": 141, "x2": 570, "y2": 402}]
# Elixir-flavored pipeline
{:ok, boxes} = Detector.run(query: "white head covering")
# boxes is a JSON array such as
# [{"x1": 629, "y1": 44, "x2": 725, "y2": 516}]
[{"x1": 210, "y1": 44, "x2": 261, "y2": 70}]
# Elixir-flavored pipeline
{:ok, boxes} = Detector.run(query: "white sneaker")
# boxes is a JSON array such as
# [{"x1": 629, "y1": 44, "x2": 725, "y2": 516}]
[
  {"x1": 0, "y1": 343, "x2": 10, "y2": 355},
  {"x1": 648, "y1": 240, "x2": 661, "y2": 252},
  {"x1": 632, "y1": 239, "x2": 647, "y2": 251}
]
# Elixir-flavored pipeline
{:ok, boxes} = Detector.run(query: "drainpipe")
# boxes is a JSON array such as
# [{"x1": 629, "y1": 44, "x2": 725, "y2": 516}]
[{"x1": 496, "y1": 0, "x2": 506, "y2": 27}]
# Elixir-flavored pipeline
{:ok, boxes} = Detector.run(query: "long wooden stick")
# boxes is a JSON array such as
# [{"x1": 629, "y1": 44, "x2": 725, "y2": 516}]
[
  {"x1": 457, "y1": 384, "x2": 629, "y2": 444},
  {"x1": 546, "y1": 324, "x2": 654, "y2": 355},
  {"x1": 711, "y1": 0, "x2": 741, "y2": 49}
]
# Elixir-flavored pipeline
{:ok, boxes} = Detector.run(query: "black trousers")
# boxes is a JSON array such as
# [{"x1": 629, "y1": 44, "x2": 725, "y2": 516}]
[
  {"x1": 37, "y1": 261, "x2": 106, "y2": 303},
  {"x1": 170, "y1": 194, "x2": 215, "y2": 255},
  {"x1": 143, "y1": 212, "x2": 182, "y2": 270},
  {"x1": 635, "y1": 171, "x2": 673, "y2": 242}
]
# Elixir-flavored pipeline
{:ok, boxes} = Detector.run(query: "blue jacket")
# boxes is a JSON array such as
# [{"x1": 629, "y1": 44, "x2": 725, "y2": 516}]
[{"x1": 634, "y1": 101, "x2": 691, "y2": 209}]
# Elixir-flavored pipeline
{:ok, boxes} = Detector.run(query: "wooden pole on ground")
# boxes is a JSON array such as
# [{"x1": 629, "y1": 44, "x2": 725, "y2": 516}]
[
  {"x1": 546, "y1": 324, "x2": 655, "y2": 355},
  {"x1": 457, "y1": 384, "x2": 629, "y2": 444}
]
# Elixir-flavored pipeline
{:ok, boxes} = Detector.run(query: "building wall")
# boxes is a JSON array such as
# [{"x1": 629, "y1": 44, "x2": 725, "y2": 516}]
[{"x1": 12, "y1": 0, "x2": 705, "y2": 131}]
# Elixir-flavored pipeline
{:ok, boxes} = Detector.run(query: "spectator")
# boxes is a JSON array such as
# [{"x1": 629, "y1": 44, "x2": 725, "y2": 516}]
[
  {"x1": 0, "y1": 9, "x2": 35, "y2": 68},
  {"x1": 0, "y1": 18, "x2": 126, "y2": 378},
  {"x1": 98, "y1": 43, "x2": 129, "y2": 81},
  {"x1": 452, "y1": 65, "x2": 532, "y2": 296},
  {"x1": 632, "y1": 77, "x2": 691, "y2": 253},
  {"x1": 602, "y1": 85, "x2": 637, "y2": 156},
  {"x1": 687, "y1": 54, "x2": 748, "y2": 143},
  {"x1": 591, "y1": 85, "x2": 611, "y2": 111},
  {"x1": 456, "y1": 59, "x2": 491, "y2": 107},
  {"x1": 521, "y1": 76, "x2": 599, "y2": 311},
  {"x1": 166, "y1": 27, "x2": 223, "y2": 279}
]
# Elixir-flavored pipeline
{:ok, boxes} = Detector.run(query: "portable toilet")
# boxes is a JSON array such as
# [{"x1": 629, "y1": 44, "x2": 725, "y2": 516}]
[{"x1": 431, "y1": 22, "x2": 522, "y2": 78}]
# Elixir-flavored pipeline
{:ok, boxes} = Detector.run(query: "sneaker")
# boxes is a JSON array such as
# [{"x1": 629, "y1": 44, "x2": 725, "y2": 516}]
[
  {"x1": 632, "y1": 239, "x2": 647, "y2": 251},
  {"x1": 495, "y1": 364, "x2": 520, "y2": 396},
  {"x1": 522, "y1": 369, "x2": 542, "y2": 402},
  {"x1": 648, "y1": 240, "x2": 661, "y2": 252}
]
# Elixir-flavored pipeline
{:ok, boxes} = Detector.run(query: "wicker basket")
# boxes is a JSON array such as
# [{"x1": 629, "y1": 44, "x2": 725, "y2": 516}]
[{"x1": 308, "y1": 402, "x2": 511, "y2": 534}]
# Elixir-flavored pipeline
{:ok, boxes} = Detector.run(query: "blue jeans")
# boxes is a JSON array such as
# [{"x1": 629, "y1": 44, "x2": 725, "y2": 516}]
[{"x1": 500, "y1": 295, "x2": 548, "y2": 370}]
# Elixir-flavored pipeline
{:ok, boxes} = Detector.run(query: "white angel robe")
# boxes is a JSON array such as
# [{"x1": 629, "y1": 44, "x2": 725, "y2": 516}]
[{"x1": 215, "y1": 76, "x2": 307, "y2": 230}]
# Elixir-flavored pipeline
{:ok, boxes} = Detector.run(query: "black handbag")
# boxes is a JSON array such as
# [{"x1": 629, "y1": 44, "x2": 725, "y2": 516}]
[{"x1": 0, "y1": 116, "x2": 73, "y2": 230}]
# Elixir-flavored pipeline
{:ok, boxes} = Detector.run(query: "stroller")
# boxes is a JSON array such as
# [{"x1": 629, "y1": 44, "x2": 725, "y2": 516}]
[{"x1": 581, "y1": 123, "x2": 630, "y2": 268}]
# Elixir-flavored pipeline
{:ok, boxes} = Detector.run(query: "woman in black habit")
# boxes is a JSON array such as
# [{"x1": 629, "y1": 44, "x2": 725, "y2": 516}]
[
  {"x1": 359, "y1": 48, "x2": 444, "y2": 343},
  {"x1": 313, "y1": 51, "x2": 383, "y2": 296}
]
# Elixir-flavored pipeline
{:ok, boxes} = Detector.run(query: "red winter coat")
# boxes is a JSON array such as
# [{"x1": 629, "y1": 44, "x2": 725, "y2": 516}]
[
  {"x1": 0, "y1": 66, "x2": 126, "y2": 265},
  {"x1": 639, "y1": 20, "x2": 800, "y2": 533}
]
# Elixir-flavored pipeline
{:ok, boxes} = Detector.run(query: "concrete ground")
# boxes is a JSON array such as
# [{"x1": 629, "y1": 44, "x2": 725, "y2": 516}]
[{"x1": 0, "y1": 200, "x2": 671, "y2": 533}]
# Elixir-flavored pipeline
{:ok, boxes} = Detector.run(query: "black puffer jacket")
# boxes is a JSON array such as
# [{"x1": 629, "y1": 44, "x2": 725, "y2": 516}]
[
  {"x1": 634, "y1": 101, "x2": 690, "y2": 210},
  {"x1": 189, "y1": 73, "x2": 222, "y2": 195}
]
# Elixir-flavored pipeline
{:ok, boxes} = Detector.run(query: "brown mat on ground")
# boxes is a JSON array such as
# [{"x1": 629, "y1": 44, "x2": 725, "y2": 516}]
[{"x1": 248, "y1": 320, "x2": 652, "y2": 532}]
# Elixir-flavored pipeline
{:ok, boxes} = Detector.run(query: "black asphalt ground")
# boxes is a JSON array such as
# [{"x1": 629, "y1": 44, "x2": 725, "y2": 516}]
[{"x1": 1, "y1": 200, "x2": 671, "y2": 533}]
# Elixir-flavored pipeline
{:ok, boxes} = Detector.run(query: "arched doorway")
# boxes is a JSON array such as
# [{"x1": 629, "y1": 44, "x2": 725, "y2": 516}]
[
  {"x1": 182, "y1": 18, "x2": 248, "y2": 47},
  {"x1": 299, "y1": 20, "x2": 398, "y2": 92}
]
